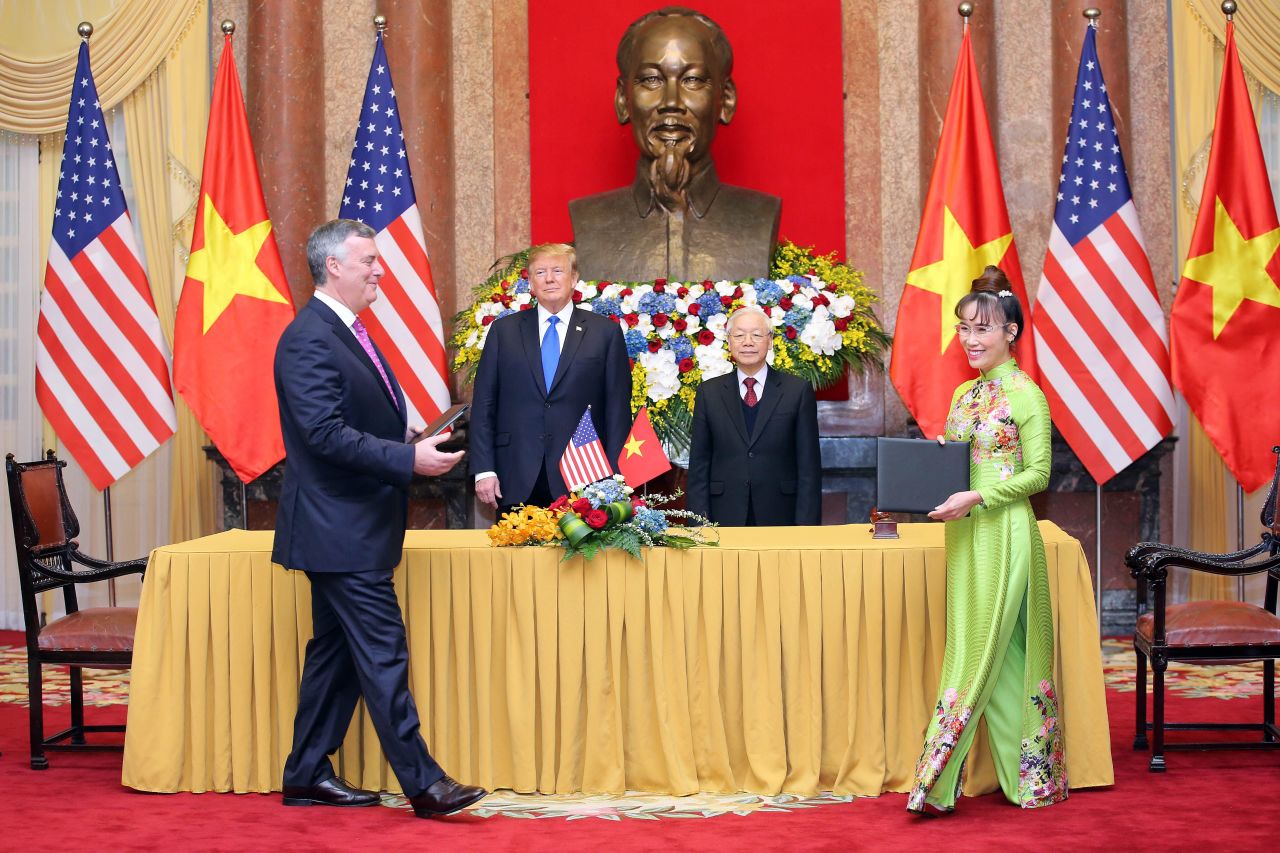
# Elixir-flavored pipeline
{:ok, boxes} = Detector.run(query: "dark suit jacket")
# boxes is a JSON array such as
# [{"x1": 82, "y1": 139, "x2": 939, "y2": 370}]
[
  {"x1": 686, "y1": 370, "x2": 821, "y2": 526},
  {"x1": 469, "y1": 306, "x2": 632, "y2": 503},
  {"x1": 271, "y1": 297, "x2": 415, "y2": 573}
]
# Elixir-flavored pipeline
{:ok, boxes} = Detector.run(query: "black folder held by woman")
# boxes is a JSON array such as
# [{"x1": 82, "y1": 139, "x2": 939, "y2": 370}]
[{"x1": 875, "y1": 437, "x2": 971, "y2": 515}]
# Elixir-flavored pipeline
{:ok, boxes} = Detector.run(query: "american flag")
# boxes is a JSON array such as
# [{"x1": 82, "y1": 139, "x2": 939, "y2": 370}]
[
  {"x1": 560, "y1": 408, "x2": 614, "y2": 492},
  {"x1": 339, "y1": 31, "x2": 449, "y2": 425},
  {"x1": 35, "y1": 42, "x2": 176, "y2": 491},
  {"x1": 1030, "y1": 24, "x2": 1174, "y2": 485}
]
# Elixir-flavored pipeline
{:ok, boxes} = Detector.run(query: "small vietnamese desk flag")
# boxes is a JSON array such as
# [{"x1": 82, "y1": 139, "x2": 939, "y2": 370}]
[
  {"x1": 173, "y1": 27, "x2": 294, "y2": 483},
  {"x1": 889, "y1": 24, "x2": 1036, "y2": 439},
  {"x1": 1171, "y1": 20, "x2": 1280, "y2": 493},
  {"x1": 618, "y1": 407, "x2": 671, "y2": 488}
]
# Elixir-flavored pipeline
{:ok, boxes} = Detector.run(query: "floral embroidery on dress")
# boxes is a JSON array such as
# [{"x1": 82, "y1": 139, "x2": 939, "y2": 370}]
[
  {"x1": 907, "y1": 687, "x2": 972, "y2": 811},
  {"x1": 945, "y1": 369, "x2": 1027, "y2": 482},
  {"x1": 1017, "y1": 679, "x2": 1069, "y2": 808}
]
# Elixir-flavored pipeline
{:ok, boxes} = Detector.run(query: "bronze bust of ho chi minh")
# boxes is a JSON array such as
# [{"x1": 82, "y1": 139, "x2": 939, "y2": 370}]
[{"x1": 568, "y1": 6, "x2": 781, "y2": 283}]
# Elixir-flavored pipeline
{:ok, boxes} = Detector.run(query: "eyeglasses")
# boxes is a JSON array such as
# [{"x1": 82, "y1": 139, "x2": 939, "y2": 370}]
[
  {"x1": 728, "y1": 332, "x2": 770, "y2": 343},
  {"x1": 953, "y1": 323, "x2": 1008, "y2": 339}
]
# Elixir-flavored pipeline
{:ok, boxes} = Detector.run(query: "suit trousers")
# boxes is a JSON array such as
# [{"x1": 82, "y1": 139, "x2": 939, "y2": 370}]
[{"x1": 282, "y1": 568, "x2": 444, "y2": 797}]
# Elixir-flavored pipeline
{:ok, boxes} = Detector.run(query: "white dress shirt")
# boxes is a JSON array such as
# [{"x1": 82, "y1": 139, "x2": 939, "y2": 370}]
[{"x1": 736, "y1": 365, "x2": 768, "y2": 402}]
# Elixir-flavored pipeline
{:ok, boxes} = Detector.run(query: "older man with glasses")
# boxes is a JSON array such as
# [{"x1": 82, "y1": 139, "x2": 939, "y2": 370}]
[{"x1": 687, "y1": 306, "x2": 821, "y2": 526}]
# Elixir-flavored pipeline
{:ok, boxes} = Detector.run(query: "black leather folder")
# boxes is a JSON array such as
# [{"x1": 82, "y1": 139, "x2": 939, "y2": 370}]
[{"x1": 875, "y1": 437, "x2": 971, "y2": 515}]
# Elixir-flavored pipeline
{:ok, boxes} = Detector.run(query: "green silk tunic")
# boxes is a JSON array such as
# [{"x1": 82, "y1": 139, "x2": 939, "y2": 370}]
[{"x1": 907, "y1": 357, "x2": 1068, "y2": 811}]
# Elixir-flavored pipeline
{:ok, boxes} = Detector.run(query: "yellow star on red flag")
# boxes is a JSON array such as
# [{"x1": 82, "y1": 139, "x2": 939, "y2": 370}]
[{"x1": 1180, "y1": 197, "x2": 1280, "y2": 339}]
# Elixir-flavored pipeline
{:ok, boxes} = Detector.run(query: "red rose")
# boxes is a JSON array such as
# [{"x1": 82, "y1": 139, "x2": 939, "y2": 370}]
[
  {"x1": 655, "y1": 278, "x2": 667, "y2": 287},
  {"x1": 701, "y1": 279, "x2": 713, "y2": 288},
  {"x1": 687, "y1": 302, "x2": 701, "y2": 315},
  {"x1": 652, "y1": 313, "x2": 668, "y2": 327},
  {"x1": 647, "y1": 340, "x2": 662, "y2": 353},
  {"x1": 500, "y1": 295, "x2": 512, "y2": 307},
  {"x1": 585, "y1": 509, "x2": 609, "y2": 529},
  {"x1": 610, "y1": 314, "x2": 622, "y2": 323},
  {"x1": 677, "y1": 286, "x2": 689, "y2": 298},
  {"x1": 785, "y1": 326, "x2": 798, "y2": 340},
  {"x1": 834, "y1": 317, "x2": 849, "y2": 331},
  {"x1": 792, "y1": 282, "x2": 803, "y2": 293},
  {"x1": 807, "y1": 268, "x2": 817, "y2": 277},
  {"x1": 779, "y1": 296, "x2": 793, "y2": 310},
  {"x1": 600, "y1": 280, "x2": 612, "y2": 288},
  {"x1": 624, "y1": 313, "x2": 640, "y2": 327},
  {"x1": 571, "y1": 291, "x2": 583, "y2": 303},
  {"x1": 620, "y1": 287, "x2": 633, "y2": 297},
  {"x1": 548, "y1": 495, "x2": 569, "y2": 511},
  {"x1": 490, "y1": 293, "x2": 504, "y2": 303},
  {"x1": 519, "y1": 268, "x2": 529, "y2": 278},
  {"x1": 481, "y1": 315, "x2": 494, "y2": 326},
  {"x1": 732, "y1": 286, "x2": 743, "y2": 299},
  {"x1": 678, "y1": 357, "x2": 694, "y2": 373},
  {"x1": 673, "y1": 317, "x2": 688, "y2": 332},
  {"x1": 720, "y1": 295, "x2": 733, "y2": 307},
  {"x1": 697, "y1": 329, "x2": 715, "y2": 345},
  {"x1": 519, "y1": 303, "x2": 532, "y2": 310},
  {"x1": 571, "y1": 498, "x2": 592, "y2": 515},
  {"x1": 631, "y1": 497, "x2": 646, "y2": 508},
  {"x1": 653, "y1": 283, "x2": 665, "y2": 293}
]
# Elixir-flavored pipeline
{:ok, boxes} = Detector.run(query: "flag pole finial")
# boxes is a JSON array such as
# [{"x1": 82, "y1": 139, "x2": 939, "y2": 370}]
[
  {"x1": 958, "y1": 3, "x2": 974, "y2": 26},
  {"x1": 373, "y1": 14, "x2": 388, "y2": 33},
  {"x1": 1222, "y1": 1, "x2": 1236, "y2": 20},
  {"x1": 220, "y1": 19, "x2": 235, "y2": 36},
  {"x1": 1083, "y1": 8, "x2": 1101, "y2": 28},
  {"x1": 77, "y1": 21, "x2": 93, "y2": 41}
]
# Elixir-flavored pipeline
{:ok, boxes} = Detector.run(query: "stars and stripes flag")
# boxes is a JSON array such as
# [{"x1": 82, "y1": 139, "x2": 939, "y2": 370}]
[
  {"x1": 35, "y1": 41, "x2": 176, "y2": 490},
  {"x1": 560, "y1": 408, "x2": 614, "y2": 492},
  {"x1": 1030, "y1": 24, "x2": 1175, "y2": 485},
  {"x1": 338, "y1": 30, "x2": 450, "y2": 426}
]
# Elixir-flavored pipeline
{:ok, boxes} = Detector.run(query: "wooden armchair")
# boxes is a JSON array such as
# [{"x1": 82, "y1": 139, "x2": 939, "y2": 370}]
[
  {"x1": 1126, "y1": 445, "x2": 1280, "y2": 772},
  {"x1": 5, "y1": 451, "x2": 147, "y2": 769}
]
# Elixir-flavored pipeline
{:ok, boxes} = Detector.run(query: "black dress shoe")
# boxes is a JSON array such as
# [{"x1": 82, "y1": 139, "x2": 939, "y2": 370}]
[
  {"x1": 282, "y1": 776, "x2": 380, "y2": 807},
  {"x1": 408, "y1": 774, "x2": 489, "y2": 817}
]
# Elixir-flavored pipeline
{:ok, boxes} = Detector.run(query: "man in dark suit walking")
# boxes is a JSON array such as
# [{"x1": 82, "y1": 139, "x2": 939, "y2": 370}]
[
  {"x1": 470, "y1": 242, "x2": 632, "y2": 512},
  {"x1": 687, "y1": 307, "x2": 822, "y2": 526},
  {"x1": 273, "y1": 219, "x2": 486, "y2": 819}
]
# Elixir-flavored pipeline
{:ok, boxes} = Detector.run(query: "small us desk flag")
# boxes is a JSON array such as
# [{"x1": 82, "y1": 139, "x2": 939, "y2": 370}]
[
  {"x1": 338, "y1": 29, "x2": 450, "y2": 426},
  {"x1": 35, "y1": 39, "x2": 176, "y2": 490},
  {"x1": 560, "y1": 408, "x2": 614, "y2": 492},
  {"x1": 1030, "y1": 22, "x2": 1175, "y2": 485}
]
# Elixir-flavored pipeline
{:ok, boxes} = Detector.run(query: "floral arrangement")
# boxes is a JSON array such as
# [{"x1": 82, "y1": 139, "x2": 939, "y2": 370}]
[
  {"x1": 487, "y1": 475, "x2": 716, "y2": 561},
  {"x1": 452, "y1": 241, "x2": 888, "y2": 457}
]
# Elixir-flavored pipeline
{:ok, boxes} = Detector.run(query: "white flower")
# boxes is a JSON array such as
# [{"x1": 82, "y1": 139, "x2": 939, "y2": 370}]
[
  {"x1": 655, "y1": 321, "x2": 675, "y2": 340},
  {"x1": 465, "y1": 330, "x2": 478, "y2": 348},
  {"x1": 792, "y1": 291, "x2": 814, "y2": 311},
  {"x1": 636, "y1": 314, "x2": 654, "y2": 336},
  {"x1": 675, "y1": 298, "x2": 690, "y2": 314},
  {"x1": 714, "y1": 279, "x2": 736, "y2": 296},
  {"x1": 602, "y1": 282, "x2": 624, "y2": 299},
  {"x1": 639, "y1": 349, "x2": 680, "y2": 402},
  {"x1": 799, "y1": 308, "x2": 841, "y2": 356},
  {"x1": 687, "y1": 283, "x2": 705, "y2": 299},
  {"x1": 621, "y1": 294, "x2": 639, "y2": 313},
  {"x1": 705, "y1": 314, "x2": 728, "y2": 336},
  {"x1": 827, "y1": 293, "x2": 855, "y2": 318},
  {"x1": 683, "y1": 314, "x2": 702, "y2": 333},
  {"x1": 575, "y1": 282, "x2": 598, "y2": 300},
  {"x1": 514, "y1": 292, "x2": 532, "y2": 307},
  {"x1": 694, "y1": 343, "x2": 733, "y2": 379}
]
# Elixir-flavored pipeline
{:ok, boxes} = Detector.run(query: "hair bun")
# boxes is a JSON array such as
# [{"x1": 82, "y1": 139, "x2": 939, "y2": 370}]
[{"x1": 971, "y1": 264, "x2": 1013, "y2": 295}]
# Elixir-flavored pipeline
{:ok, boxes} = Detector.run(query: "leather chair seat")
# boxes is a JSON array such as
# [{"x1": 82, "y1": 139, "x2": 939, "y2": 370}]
[
  {"x1": 1136, "y1": 599, "x2": 1280, "y2": 648},
  {"x1": 37, "y1": 607, "x2": 137, "y2": 654}
]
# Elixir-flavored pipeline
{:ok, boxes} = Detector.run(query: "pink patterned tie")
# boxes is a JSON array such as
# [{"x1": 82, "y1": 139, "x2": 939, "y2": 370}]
[
  {"x1": 743, "y1": 377, "x2": 758, "y2": 407},
  {"x1": 351, "y1": 318, "x2": 398, "y2": 410}
]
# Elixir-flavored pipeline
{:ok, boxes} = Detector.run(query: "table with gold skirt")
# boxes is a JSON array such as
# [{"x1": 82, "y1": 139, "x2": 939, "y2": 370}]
[{"x1": 121, "y1": 522, "x2": 1114, "y2": 797}]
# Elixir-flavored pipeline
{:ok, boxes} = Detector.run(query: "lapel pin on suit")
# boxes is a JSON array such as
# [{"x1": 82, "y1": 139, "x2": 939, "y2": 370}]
[{"x1": 575, "y1": 325, "x2": 583, "y2": 332}]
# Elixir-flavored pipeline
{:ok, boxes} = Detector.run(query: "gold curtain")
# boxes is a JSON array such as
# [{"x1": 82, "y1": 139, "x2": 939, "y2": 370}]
[
  {"x1": 3, "y1": 0, "x2": 214, "y2": 542},
  {"x1": 1171, "y1": 0, "x2": 1273, "y2": 599}
]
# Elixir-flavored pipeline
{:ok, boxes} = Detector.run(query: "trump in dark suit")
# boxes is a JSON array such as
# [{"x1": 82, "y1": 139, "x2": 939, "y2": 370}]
[
  {"x1": 273, "y1": 219, "x2": 485, "y2": 819},
  {"x1": 687, "y1": 307, "x2": 822, "y2": 526},
  {"x1": 470, "y1": 242, "x2": 632, "y2": 512}
]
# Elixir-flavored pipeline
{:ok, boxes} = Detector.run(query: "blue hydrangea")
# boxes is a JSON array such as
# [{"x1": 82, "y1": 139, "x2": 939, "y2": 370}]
[
  {"x1": 624, "y1": 328, "x2": 649, "y2": 359},
  {"x1": 582, "y1": 477, "x2": 627, "y2": 508},
  {"x1": 513, "y1": 277, "x2": 530, "y2": 294},
  {"x1": 592, "y1": 297, "x2": 623, "y2": 318},
  {"x1": 752, "y1": 278, "x2": 784, "y2": 305},
  {"x1": 667, "y1": 336, "x2": 694, "y2": 361},
  {"x1": 787, "y1": 274, "x2": 809, "y2": 288},
  {"x1": 783, "y1": 306, "x2": 812, "y2": 329},
  {"x1": 696, "y1": 291, "x2": 725, "y2": 317},
  {"x1": 634, "y1": 506, "x2": 668, "y2": 534},
  {"x1": 497, "y1": 308, "x2": 517, "y2": 319},
  {"x1": 638, "y1": 291, "x2": 677, "y2": 315}
]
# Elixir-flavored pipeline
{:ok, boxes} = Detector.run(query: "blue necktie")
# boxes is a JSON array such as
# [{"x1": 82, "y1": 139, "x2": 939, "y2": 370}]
[{"x1": 541, "y1": 315, "x2": 560, "y2": 393}]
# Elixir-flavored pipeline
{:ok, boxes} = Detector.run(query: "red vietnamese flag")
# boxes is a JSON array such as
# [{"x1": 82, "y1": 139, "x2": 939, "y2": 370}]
[
  {"x1": 1171, "y1": 21, "x2": 1280, "y2": 493},
  {"x1": 617, "y1": 407, "x2": 671, "y2": 488},
  {"x1": 889, "y1": 26, "x2": 1037, "y2": 439},
  {"x1": 173, "y1": 30, "x2": 294, "y2": 483}
]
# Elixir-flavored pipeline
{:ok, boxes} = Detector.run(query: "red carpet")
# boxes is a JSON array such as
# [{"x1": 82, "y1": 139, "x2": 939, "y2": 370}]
[{"x1": 3, "y1": 632, "x2": 1276, "y2": 851}]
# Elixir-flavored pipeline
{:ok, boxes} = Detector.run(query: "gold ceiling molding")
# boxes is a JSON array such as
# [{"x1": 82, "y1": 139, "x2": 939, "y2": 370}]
[
  {"x1": 0, "y1": 0, "x2": 201, "y2": 133},
  {"x1": 1186, "y1": 0, "x2": 1280, "y2": 95}
]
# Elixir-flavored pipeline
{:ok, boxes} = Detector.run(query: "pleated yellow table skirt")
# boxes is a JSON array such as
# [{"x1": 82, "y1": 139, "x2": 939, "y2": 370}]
[{"x1": 121, "y1": 522, "x2": 1114, "y2": 797}]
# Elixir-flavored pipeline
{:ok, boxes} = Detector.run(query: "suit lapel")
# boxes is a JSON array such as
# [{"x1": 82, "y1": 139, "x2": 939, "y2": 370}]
[
  {"x1": 748, "y1": 371, "x2": 785, "y2": 447},
  {"x1": 519, "y1": 309, "x2": 548, "y2": 399},
  {"x1": 548, "y1": 308, "x2": 587, "y2": 395},
  {"x1": 716, "y1": 374, "x2": 750, "y2": 446},
  {"x1": 313, "y1": 300, "x2": 401, "y2": 417}
]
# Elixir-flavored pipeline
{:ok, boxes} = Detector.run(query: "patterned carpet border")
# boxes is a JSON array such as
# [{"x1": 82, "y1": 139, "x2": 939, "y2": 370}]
[{"x1": 380, "y1": 790, "x2": 855, "y2": 820}]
